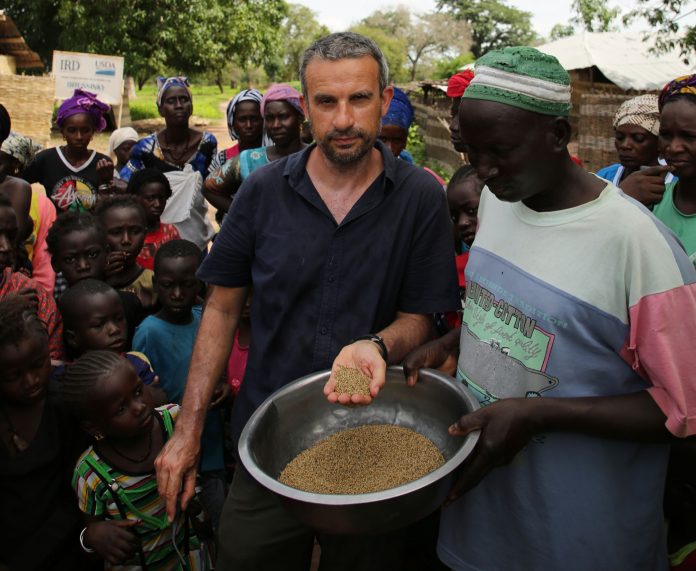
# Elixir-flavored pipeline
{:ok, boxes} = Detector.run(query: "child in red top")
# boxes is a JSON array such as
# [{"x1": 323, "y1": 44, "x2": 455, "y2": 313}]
[{"x1": 126, "y1": 168, "x2": 179, "y2": 271}]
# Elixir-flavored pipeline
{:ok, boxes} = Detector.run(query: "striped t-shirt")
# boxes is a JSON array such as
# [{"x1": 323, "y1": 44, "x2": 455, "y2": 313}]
[
  {"x1": 439, "y1": 182, "x2": 696, "y2": 571},
  {"x1": 73, "y1": 404, "x2": 211, "y2": 570}
]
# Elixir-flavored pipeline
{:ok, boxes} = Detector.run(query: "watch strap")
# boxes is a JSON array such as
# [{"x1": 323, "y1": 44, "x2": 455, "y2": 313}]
[{"x1": 351, "y1": 334, "x2": 388, "y2": 362}]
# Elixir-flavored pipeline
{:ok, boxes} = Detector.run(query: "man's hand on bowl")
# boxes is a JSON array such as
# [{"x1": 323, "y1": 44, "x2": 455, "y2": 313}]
[{"x1": 324, "y1": 340, "x2": 386, "y2": 405}]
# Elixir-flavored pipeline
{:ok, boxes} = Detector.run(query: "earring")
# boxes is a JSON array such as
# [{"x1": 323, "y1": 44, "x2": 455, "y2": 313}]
[{"x1": 94, "y1": 432, "x2": 104, "y2": 441}]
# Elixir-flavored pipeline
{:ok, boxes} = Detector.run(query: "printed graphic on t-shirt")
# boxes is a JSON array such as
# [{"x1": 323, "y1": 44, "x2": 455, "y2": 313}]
[
  {"x1": 52, "y1": 176, "x2": 96, "y2": 211},
  {"x1": 457, "y1": 279, "x2": 559, "y2": 406}
]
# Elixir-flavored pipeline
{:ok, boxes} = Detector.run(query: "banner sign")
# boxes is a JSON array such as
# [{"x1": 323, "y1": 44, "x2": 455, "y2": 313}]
[{"x1": 52, "y1": 51, "x2": 124, "y2": 105}]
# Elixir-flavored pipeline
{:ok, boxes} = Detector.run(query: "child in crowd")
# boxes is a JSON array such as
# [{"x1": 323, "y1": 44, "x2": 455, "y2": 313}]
[
  {"x1": 57, "y1": 278, "x2": 165, "y2": 403},
  {"x1": 62, "y1": 351, "x2": 212, "y2": 570},
  {"x1": 95, "y1": 196, "x2": 156, "y2": 309},
  {"x1": 0, "y1": 297, "x2": 90, "y2": 570},
  {"x1": 126, "y1": 168, "x2": 180, "y2": 271},
  {"x1": 133, "y1": 240, "x2": 228, "y2": 530},
  {"x1": 447, "y1": 165, "x2": 484, "y2": 294},
  {"x1": 108, "y1": 127, "x2": 139, "y2": 179},
  {"x1": 46, "y1": 211, "x2": 145, "y2": 341},
  {"x1": 0, "y1": 195, "x2": 64, "y2": 361}
]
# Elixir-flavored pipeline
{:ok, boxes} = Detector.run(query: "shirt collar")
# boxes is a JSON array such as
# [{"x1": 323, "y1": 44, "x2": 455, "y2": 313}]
[{"x1": 284, "y1": 139, "x2": 398, "y2": 189}]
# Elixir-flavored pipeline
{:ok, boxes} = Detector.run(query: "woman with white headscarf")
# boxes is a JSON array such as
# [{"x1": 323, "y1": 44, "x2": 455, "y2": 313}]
[{"x1": 208, "y1": 89, "x2": 265, "y2": 174}]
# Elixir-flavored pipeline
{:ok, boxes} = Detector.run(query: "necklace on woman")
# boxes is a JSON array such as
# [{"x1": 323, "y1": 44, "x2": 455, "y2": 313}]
[
  {"x1": 0, "y1": 407, "x2": 30, "y2": 453},
  {"x1": 104, "y1": 424, "x2": 154, "y2": 464},
  {"x1": 161, "y1": 130, "x2": 191, "y2": 165}
]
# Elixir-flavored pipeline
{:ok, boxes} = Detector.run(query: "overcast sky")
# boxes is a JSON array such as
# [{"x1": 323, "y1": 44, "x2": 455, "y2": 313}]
[{"x1": 291, "y1": 0, "x2": 675, "y2": 38}]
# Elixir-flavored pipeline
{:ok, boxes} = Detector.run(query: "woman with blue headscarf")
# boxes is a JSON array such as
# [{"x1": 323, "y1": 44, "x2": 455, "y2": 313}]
[{"x1": 379, "y1": 87, "x2": 415, "y2": 162}]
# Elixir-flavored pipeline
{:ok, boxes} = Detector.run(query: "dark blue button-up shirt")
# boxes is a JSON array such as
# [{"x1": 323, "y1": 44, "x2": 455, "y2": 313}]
[{"x1": 198, "y1": 141, "x2": 460, "y2": 445}]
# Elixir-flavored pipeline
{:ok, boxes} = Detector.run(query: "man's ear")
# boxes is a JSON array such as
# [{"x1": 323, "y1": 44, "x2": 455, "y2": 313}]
[
  {"x1": 381, "y1": 85, "x2": 394, "y2": 118},
  {"x1": 549, "y1": 116, "x2": 572, "y2": 152}
]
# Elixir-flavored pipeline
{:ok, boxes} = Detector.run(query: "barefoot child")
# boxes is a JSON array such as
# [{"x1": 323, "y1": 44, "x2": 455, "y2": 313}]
[
  {"x1": 62, "y1": 351, "x2": 212, "y2": 570},
  {"x1": 133, "y1": 240, "x2": 228, "y2": 529},
  {"x1": 126, "y1": 168, "x2": 179, "y2": 271},
  {"x1": 0, "y1": 297, "x2": 89, "y2": 570},
  {"x1": 96, "y1": 196, "x2": 156, "y2": 309}
]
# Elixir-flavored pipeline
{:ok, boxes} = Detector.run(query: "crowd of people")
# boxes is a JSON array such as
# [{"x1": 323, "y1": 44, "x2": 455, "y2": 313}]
[{"x1": 1, "y1": 30, "x2": 696, "y2": 571}]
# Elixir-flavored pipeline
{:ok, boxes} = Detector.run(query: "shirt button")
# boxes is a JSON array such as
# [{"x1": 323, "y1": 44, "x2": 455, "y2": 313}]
[
  {"x1": 321, "y1": 327, "x2": 328, "y2": 335},
  {"x1": 328, "y1": 275, "x2": 335, "y2": 283}
]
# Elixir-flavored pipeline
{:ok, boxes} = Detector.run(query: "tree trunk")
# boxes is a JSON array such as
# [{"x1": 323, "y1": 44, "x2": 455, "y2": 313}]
[
  {"x1": 137, "y1": 76, "x2": 147, "y2": 91},
  {"x1": 215, "y1": 72, "x2": 224, "y2": 94}
]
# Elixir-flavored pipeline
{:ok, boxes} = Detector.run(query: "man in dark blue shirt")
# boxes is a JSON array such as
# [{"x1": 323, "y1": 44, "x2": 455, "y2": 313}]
[{"x1": 156, "y1": 31, "x2": 460, "y2": 570}]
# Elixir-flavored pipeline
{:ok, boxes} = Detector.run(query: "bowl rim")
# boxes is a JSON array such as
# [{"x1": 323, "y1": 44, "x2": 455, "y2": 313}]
[{"x1": 239, "y1": 366, "x2": 481, "y2": 506}]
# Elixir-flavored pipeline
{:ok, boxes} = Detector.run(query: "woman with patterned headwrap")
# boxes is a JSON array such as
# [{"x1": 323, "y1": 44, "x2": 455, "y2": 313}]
[
  {"x1": 596, "y1": 94, "x2": 674, "y2": 207},
  {"x1": 119, "y1": 77, "x2": 217, "y2": 250},
  {"x1": 208, "y1": 88, "x2": 265, "y2": 174},
  {"x1": 120, "y1": 77, "x2": 217, "y2": 181},
  {"x1": 204, "y1": 83, "x2": 306, "y2": 216},
  {"x1": 653, "y1": 74, "x2": 696, "y2": 262},
  {"x1": 23, "y1": 89, "x2": 113, "y2": 212}
]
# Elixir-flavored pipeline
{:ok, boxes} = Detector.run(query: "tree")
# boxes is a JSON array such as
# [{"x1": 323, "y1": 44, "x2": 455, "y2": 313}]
[
  {"x1": 549, "y1": 24, "x2": 576, "y2": 41},
  {"x1": 349, "y1": 24, "x2": 409, "y2": 82},
  {"x1": 361, "y1": 6, "x2": 471, "y2": 80},
  {"x1": 571, "y1": 0, "x2": 620, "y2": 32},
  {"x1": 6, "y1": 0, "x2": 288, "y2": 90},
  {"x1": 436, "y1": 0, "x2": 537, "y2": 58},
  {"x1": 625, "y1": 0, "x2": 696, "y2": 63},
  {"x1": 433, "y1": 53, "x2": 475, "y2": 79},
  {"x1": 278, "y1": 4, "x2": 330, "y2": 82}
]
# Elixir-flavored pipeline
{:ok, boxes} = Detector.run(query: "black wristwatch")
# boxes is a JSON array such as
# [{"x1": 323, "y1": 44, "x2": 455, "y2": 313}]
[{"x1": 351, "y1": 334, "x2": 388, "y2": 363}]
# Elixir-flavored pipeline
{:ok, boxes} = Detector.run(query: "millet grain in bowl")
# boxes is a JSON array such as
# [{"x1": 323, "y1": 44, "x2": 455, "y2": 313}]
[{"x1": 278, "y1": 424, "x2": 445, "y2": 494}]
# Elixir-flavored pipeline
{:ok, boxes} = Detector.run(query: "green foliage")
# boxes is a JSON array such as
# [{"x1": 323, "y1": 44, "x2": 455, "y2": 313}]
[
  {"x1": 434, "y1": 54, "x2": 475, "y2": 79},
  {"x1": 436, "y1": 0, "x2": 537, "y2": 58},
  {"x1": 349, "y1": 24, "x2": 409, "y2": 83},
  {"x1": 5, "y1": 0, "x2": 288, "y2": 86},
  {"x1": 130, "y1": 84, "x2": 230, "y2": 121},
  {"x1": 359, "y1": 7, "x2": 472, "y2": 81},
  {"x1": 625, "y1": 0, "x2": 696, "y2": 63},
  {"x1": 571, "y1": 0, "x2": 620, "y2": 32},
  {"x1": 278, "y1": 4, "x2": 331, "y2": 82},
  {"x1": 549, "y1": 24, "x2": 576, "y2": 41},
  {"x1": 407, "y1": 124, "x2": 453, "y2": 181}
]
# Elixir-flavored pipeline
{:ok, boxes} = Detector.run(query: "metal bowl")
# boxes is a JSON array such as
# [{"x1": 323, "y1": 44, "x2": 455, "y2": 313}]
[{"x1": 239, "y1": 366, "x2": 480, "y2": 534}]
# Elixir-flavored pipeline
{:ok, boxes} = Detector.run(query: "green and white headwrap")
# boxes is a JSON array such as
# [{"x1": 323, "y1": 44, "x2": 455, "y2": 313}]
[{"x1": 464, "y1": 46, "x2": 572, "y2": 117}]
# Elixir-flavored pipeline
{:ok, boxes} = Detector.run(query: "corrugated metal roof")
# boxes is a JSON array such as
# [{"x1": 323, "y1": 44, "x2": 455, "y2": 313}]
[
  {"x1": 0, "y1": 11, "x2": 43, "y2": 70},
  {"x1": 537, "y1": 32, "x2": 694, "y2": 91}
]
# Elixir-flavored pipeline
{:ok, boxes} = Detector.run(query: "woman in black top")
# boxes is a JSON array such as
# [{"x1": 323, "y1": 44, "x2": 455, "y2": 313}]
[{"x1": 24, "y1": 89, "x2": 114, "y2": 213}]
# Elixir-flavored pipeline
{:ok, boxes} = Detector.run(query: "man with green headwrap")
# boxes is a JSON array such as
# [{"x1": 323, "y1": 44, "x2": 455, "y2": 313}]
[{"x1": 404, "y1": 46, "x2": 696, "y2": 570}]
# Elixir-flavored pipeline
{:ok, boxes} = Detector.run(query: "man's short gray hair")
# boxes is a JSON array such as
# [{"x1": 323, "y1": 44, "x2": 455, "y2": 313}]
[{"x1": 300, "y1": 32, "x2": 389, "y2": 99}]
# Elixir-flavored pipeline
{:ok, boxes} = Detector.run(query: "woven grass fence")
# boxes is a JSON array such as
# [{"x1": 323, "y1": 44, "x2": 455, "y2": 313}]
[
  {"x1": 412, "y1": 101, "x2": 465, "y2": 174},
  {"x1": 577, "y1": 91, "x2": 657, "y2": 173},
  {"x1": 0, "y1": 74, "x2": 55, "y2": 147}
]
